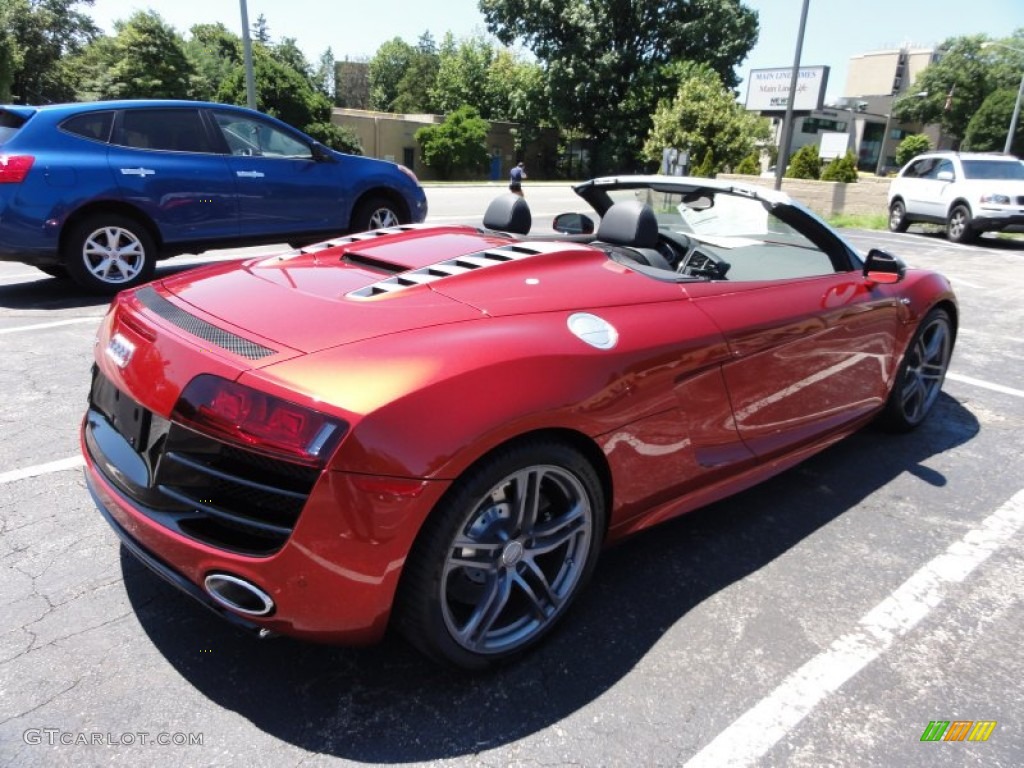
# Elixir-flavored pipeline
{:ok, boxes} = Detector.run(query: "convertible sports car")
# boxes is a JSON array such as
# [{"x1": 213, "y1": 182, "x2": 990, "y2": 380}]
[{"x1": 82, "y1": 176, "x2": 957, "y2": 669}]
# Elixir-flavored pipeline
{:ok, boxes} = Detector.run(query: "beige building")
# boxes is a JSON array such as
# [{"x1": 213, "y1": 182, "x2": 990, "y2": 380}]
[
  {"x1": 843, "y1": 47, "x2": 937, "y2": 99},
  {"x1": 331, "y1": 108, "x2": 558, "y2": 182}
]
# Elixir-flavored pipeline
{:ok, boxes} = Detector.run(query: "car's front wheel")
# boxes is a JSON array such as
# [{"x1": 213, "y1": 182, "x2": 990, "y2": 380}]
[
  {"x1": 946, "y1": 204, "x2": 976, "y2": 244},
  {"x1": 351, "y1": 196, "x2": 402, "y2": 232},
  {"x1": 396, "y1": 440, "x2": 606, "y2": 670},
  {"x1": 888, "y1": 199, "x2": 910, "y2": 232},
  {"x1": 64, "y1": 215, "x2": 157, "y2": 294},
  {"x1": 880, "y1": 307, "x2": 954, "y2": 432}
]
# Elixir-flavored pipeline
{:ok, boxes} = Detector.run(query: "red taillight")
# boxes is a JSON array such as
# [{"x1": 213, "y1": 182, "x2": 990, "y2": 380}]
[
  {"x1": 0, "y1": 154, "x2": 35, "y2": 183},
  {"x1": 172, "y1": 375, "x2": 346, "y2": 467}
]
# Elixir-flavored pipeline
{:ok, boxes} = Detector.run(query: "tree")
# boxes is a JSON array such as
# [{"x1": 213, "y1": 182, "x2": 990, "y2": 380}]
[
  {"x1": 821, "y1": 150, "x2": 858, "y2": 182},
  {"x1": 315, "y1": 47, "x2": 337, "y2": 102},
  {"x1": 480, "y1": 0, "x2": 758, "y2": 172},
  {"x1": 431, "y1": 33, "x2": 492, "y2": 115},
  {"x1": 217, "y1": 45, "x2": 330, "y2": 130},
  {"x1": 251, "y1": 13, "x2": 270, "y2": 44},
  {"x1": 691, "y1": 148, "x2": 715, "y2": 178},
  {"x1": 393, "y1": 32, "x2": 439, "y2": 114},
  {"x1": 184, "y1": 23, "x2": 242, "y2": 102},
  {"x1": 415, "y1": 104, "x2": 490, "y2": 179},
  {"x1": 895, "y1": 134, "x2": 932, "y2": 167},
  {"x1": 369, "y1": 37, "x2": 416, "y2": 111},
  {"x1": 5, "y1": 0, "x2": 99, "y2": 104},
  {"x1": 642, "y1": 63, "x2": 771, "y2": 174},
  {"x1": 786, "y1": 144, "x2": 821, "y2": 179},
  {"x1": 964, "y1": 88, "x2": 1024, "y2": 155},
  {"x1": 894, "y1": 32, "x2": 1024, "y2": 146},
  {"x1": 76, "y1": 10, "x2": 193, "y2": 100}
]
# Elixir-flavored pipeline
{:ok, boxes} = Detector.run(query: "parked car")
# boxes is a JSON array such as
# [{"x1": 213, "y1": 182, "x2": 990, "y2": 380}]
[
  {"x1": 886, "y1": 151, "x2": 1024, "y2": 243},
  {"x1": 0, "y1": 100, "x2": 427, "y2": 292},
  {"x1": 83, "y1": 176, "x2": 957, "y2": 669}
]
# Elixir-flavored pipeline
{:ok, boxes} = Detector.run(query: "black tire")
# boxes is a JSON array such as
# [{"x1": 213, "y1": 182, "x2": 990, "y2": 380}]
[
  {"x1": 350, "y1": 196, "x2": 402, "y2": 233},
  {"x1": 35, "y1": 264, "x2": 69, "y2": 280},
  {"x1": 395, "y1": 439, "x2": 606, "y2": 670},
  {"x1": 879, "y1": 307, "x2": 954, "y2": 432},
  {"x1": 63, "y1": 214, "x2": 157, "y2": 294},
  {"x1": 888, "y1": 199, "x2": 909, "y2": 233},
  {"x1": 946, "y1": 204, "x2": 976, "y2": 244}
]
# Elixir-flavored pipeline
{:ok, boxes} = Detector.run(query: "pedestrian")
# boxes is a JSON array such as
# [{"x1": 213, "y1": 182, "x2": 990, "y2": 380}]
[{"x1": 509, "y1": 161, "x2": 527, "y2": 196}]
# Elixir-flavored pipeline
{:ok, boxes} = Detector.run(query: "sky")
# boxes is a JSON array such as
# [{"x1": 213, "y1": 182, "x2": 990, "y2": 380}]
[{"x1": 87, "y1": 0, "x2": 1023, "y2": 105}]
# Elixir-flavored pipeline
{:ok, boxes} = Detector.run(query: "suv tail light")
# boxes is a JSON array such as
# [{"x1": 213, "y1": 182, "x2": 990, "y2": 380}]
[
  {"x1": 172, "y1": 375, "x2": 346, "y2": 467},
  {"x1": 0, "y1": 154, "x2": 35, "y2": 183}
]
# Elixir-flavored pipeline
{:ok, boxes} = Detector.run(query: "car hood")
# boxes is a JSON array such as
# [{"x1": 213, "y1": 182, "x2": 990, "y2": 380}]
[{"x1": 153, "y1": 225, "x2": 684, "y2": 357}]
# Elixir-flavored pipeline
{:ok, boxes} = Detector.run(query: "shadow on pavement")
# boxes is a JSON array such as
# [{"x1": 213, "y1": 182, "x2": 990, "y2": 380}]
[{"x1": 122, "y1": 393, "x2": 979, "y2": 762}]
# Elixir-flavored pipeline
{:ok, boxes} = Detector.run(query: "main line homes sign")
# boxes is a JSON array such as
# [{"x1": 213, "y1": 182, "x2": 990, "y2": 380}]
[{"x1": 745, "y1": 66, "x2": 829, "y2": 112}]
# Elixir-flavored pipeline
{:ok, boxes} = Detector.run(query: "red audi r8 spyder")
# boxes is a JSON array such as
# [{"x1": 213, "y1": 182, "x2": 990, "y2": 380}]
[{"x1": 82, "y1": 176, "x2": 957, "y2": 669}]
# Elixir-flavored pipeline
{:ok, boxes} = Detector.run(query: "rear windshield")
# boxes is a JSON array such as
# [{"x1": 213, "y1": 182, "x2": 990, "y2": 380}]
[
  {"x1": 961, "y1": 159, "x2": 1024, "y2": 180},
  {"x1": 0, "y1": 109, "x2": 30, "y2": 144}
]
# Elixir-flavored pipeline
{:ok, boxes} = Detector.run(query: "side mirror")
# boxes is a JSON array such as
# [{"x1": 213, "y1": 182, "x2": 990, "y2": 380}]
[
  {"x1": 552, "y1": 212, "x2": 595, "y2": 235},
  {"x1": 311, "y1": 142, "x2": 335, "y2": 162},
  {"x1": 937, "y1": 170, "x2": 954, "y2": 181},
  {"x1": 863, "y1": 248, "x2": 906, "y2": 284}
]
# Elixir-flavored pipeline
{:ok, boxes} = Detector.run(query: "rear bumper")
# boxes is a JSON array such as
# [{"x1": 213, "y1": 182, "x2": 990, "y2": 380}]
[{"x1": 84, "y1": 426, "x2": 450, "y2": 645}]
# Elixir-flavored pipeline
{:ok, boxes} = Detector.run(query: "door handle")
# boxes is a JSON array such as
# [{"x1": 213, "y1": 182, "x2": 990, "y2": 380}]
[
  {"x1": 119, "y1": 167, "x2": 155, "y2": 177},
  {"x1": 235, "y1": 170, "x2": 265, "y2": 178}
]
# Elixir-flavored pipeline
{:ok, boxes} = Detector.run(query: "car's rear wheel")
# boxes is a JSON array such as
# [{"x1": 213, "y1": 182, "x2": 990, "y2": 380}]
[
  {"x1": 64, "y1": 215, "x2": 156, "y2": 294},
  {"x1": 888, "y1": 200, "x2": 910, "y2": 232},
  {"x1": 880, "y1": 307, "x2": 953, "y2": 432},
  {"x1": 351, "y1": 196, "x2": 402, "y2": 232},
  {"x1": 396, "y1": 440, "x2": 605, "y2": 670},
  {"x1": 946, "y1": 204, "x2": 976, "y2": 244}
]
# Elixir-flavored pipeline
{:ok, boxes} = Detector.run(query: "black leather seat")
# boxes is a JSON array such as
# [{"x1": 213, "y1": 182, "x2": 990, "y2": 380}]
[
  {"x1": 593, "y1": 200, "x2": 672, "y2": 270},
  {"x1": 482, "y1": 193, "x2": 532, "y2": 235}
]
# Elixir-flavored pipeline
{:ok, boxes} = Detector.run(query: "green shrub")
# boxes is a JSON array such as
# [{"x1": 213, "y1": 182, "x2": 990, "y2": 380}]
[
  {"x1": 820, "y1": 150, "x2": 858, "y2": 182},
  {"x1": 734, "y1": 152, "x2": 759, "y2": 175},
  {"x1": 692, "y1": 148, "x2": 715, "y2": 178},
  {"x1": 895, "y1": 134, "x2": 932, "y2": 168},
  {"x1": 786, "y1": 144, "x2": 821, "y2": 179}
]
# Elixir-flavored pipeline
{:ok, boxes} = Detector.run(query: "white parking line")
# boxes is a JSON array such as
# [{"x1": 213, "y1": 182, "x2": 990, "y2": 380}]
[
  {"x1": 684, "y1": 487, "x2": 1024, "y2": 768},
  {"x1": 0, "y1": 455, "x2": 85, "y2": 485},
  {"x1": 947, "y1": 372, "x2": 1024, "y2": 398},
  {"x1": 0, "y1": 317, "x2": 102, "y2": 335}
]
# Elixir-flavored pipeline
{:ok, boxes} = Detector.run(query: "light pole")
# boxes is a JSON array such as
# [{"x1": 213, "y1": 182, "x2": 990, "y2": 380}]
[
  {"x1": 774, "y1": 0, "x2": 811, "y2": 191},
  {"x1": 874, "y1": 91, "x2": 928, "y2": 176},
  {"x1": 239, "y1": 0, "x2": 257, "y2": 110},
  {"x1": 981, "y1": 41, "x2": 1024, "y2": 155}
]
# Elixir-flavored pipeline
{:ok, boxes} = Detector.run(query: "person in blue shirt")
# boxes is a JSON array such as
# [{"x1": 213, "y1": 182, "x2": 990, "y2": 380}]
[{"x1": 509, "y1": 162, "x2": 527, "y2": 196}]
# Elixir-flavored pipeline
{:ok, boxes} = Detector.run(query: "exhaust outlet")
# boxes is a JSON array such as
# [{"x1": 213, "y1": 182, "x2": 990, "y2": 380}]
[{"x1": 204, "y1": 573, "x2": 275, "y2": 617}]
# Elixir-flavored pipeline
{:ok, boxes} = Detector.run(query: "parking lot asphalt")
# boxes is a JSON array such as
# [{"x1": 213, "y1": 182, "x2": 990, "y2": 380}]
[{"x1": 0, "y1": 186, "x2": 1022, "y2": 767}]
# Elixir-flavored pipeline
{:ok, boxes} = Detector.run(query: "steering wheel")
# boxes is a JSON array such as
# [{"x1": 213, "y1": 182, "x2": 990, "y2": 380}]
[
  {"x1": 677, "y1": 246, "x2": 731, "y2": 280},
  {"x1": 654, "y1": 230, "x2": 695, "y2": 270}
]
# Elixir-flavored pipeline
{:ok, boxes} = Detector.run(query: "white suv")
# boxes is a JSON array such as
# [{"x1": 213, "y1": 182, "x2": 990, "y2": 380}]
[{"x1": 887, "y1": 151, "x2": 1024, "y2": 243}]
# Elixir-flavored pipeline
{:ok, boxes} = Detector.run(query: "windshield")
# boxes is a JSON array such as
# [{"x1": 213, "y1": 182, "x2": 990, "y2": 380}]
[
  {"x1": 607, "y1": 187, "x2": 819, "y2": 249},
  {"x1": 961, "y1": 159, "x2": 1024, "y2": 180}
]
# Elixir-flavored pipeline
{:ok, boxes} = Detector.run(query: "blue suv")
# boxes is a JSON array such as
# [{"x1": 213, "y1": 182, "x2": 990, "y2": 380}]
[{"x1": 0, "y1": 100, "x2": 428, "y2": 292}]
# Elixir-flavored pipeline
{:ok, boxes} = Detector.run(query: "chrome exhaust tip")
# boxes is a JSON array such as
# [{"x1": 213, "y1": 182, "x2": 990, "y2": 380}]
[{"x1": 204, "y1": 573, "x2": 275, "y2": 617}]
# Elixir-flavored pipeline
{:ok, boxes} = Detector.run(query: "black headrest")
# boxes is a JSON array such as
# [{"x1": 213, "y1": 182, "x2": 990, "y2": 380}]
[
  {"x1": 483, "y1": 193, "x2": 532, "y2": 235},
  {"x1": 596, "y1": 200, "x2": 659, "y2": 249}
]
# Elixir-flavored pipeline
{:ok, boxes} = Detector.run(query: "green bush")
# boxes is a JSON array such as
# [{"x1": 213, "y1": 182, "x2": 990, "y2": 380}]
[
  {"x1": 304, "y1": 121, "x2": 362, "y2": 155},
  {"x1": 692, "y1": 148, "x2": 715, "y2": 178},
  {"x1": 734, "y1": 153, "x2": 759, "y2": 175},
  {"x1": 820, "y1": 150, "x2": 858, "y2": 182},
  {"x1": 894, "y1": 134, "x2": 932, "y2": 168},
  {"x1": 786, "y1": 144, "x2": 821, "y2": 179}
]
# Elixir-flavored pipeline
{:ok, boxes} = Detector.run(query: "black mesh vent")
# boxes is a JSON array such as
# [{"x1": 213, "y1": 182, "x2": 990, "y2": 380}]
[{"x1": 136, "y1": 286, "x2": 277, "y2": 360}]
